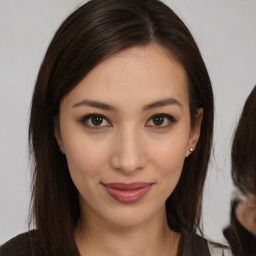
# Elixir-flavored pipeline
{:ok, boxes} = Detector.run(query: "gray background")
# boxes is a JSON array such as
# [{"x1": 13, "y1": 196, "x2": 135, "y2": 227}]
[{"x1": 1, "y1": 0, "x2": 256, "y2": 245}]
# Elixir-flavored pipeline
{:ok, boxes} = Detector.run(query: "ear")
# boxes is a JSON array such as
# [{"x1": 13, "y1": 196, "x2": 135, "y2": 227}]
[
  {"x1": 186, "y1": 108, "x2": 203, "y2": 157},
  {"x1": 54, "y1": 118, "x2": 65, "y2": 154}
]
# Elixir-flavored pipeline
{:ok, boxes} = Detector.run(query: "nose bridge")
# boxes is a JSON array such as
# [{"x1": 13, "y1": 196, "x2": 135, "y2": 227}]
[{"x1": 110, "y1": 124, "x2": 146, "y2": 173}]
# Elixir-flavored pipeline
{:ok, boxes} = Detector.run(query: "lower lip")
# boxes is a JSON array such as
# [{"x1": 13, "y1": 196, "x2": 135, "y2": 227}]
[{"x1": 103, "y1": 184, "x2": 152, "y2": 204}]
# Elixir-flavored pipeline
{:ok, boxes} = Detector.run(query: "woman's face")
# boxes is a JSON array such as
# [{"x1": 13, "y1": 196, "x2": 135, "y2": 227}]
[{"x1": 56, "y1": 44, "x2": 202, "y2": 228}]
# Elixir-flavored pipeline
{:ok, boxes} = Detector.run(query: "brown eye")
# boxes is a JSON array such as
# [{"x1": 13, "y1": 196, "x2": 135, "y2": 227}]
[
  {"x1": 152, "y1": 116, "x2": 164, "y2": 126},
  {"x1": 91, "y1": 116, "x2": 103, "y2": 126},
  {"x1": 81, "y1": 114, "x2": 111, "y2": 128},
  {"x1": 146, "y1": 114, "x2": 177, "y2": 128}
]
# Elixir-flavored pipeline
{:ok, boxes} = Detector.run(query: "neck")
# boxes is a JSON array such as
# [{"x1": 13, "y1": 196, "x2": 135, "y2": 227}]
[{"x1": 75, "y1": 207, "x2": 180, "y2": 256}]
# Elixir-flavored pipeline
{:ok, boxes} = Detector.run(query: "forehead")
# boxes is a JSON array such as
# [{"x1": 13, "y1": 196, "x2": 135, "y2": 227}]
[{"x1": 63, "y1": 44, "x2": 189, "y2": 108}]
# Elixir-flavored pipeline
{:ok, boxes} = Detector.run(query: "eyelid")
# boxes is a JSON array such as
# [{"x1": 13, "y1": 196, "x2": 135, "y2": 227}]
[
  {"x1": 79, "y1": 112, "x2": 176, "y2": 129},
  {"x1": 80, "y1": 113, "x2": 112, "y2": 128},
  {"x1": 145, "y1": 113, "x2": 177, "y2": 128}
]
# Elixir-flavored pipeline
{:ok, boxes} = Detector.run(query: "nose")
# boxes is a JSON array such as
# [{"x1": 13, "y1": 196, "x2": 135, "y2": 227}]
[{"x1": 110, "y1": 126, "x2": 147, "y2": 174}]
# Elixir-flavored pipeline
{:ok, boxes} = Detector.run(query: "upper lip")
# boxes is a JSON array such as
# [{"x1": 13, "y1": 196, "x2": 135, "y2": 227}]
[{"x1": 102, "y1": 182, "x2": 153, "y2": 191}]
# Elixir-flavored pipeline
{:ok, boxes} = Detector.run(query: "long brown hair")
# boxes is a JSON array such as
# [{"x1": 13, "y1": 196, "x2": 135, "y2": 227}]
[
  {"x1": 231, "y1": 85, "x2": 256, "y2": 195},
  {"x1": 223, "y1": 85, "x2": 256, "y2": 255},
  {"x1": 29, "y1": 0, "x2": 214, "y2": 255}
]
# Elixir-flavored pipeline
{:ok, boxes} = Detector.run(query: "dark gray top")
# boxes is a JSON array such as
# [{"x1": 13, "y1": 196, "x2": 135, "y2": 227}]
[{"x1": 0, "y1": 230, "x2": 227, "y2": 256}]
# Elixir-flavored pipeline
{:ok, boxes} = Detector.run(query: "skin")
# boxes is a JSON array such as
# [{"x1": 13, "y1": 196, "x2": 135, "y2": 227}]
[
  {"x1": 236, "y1": 193, "x2": 256, "y2": 236},
  {"x1": 56, "y1": 43, "x2": 203, "y2": 256}
]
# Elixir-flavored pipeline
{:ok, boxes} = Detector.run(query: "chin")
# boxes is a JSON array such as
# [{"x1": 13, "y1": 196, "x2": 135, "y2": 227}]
[
  {"x1": 97, "y1": 202, "x2": 166, "y2": 229},
  {"x1": 103, "y1": 212, "x2": 152, "y2": 228}
]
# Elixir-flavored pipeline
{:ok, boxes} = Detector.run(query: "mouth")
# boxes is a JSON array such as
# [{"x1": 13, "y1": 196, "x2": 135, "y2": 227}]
[{"x1": 102, "y1": 182, "x2": 153, "y2": 204}]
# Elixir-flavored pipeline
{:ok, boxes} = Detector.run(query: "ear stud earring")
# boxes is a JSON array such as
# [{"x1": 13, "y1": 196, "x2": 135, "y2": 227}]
[{"x1": 189, "y1": 147, "x2": 194, "y2": 152}]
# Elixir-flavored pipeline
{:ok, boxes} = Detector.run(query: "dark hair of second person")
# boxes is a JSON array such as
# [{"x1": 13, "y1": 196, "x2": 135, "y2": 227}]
[
  {"x1": 232, "y1": 86, "x2": 256, "y2": 195},
  {"x1": 224, "y1": 85, "x2": 256, "y2": 255}
]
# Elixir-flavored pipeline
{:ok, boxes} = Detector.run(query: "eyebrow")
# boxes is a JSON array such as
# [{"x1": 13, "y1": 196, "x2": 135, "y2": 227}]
[
  {"x1": 72, "y1": 98, "x2": 182, "y2": 111},
  {"x1": 73, "y1": 100, "x2": 117, "y2": 111},
  {"x1": 142, "y1": 98, "x2": 182, "y2": 110}
]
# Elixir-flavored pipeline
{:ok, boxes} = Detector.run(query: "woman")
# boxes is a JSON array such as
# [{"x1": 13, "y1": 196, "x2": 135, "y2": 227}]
[
  {"x1": 224, "y1": 85, "x2": 256, "y2": 255},
  {"x1": 0, "y1": 0, "x2": 229, "y2": 255}
]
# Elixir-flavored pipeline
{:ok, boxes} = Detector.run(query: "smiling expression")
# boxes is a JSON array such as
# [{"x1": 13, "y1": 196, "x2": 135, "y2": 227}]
[{"x1": 56, "y1": 44, "x2": 202, "y2": 228}]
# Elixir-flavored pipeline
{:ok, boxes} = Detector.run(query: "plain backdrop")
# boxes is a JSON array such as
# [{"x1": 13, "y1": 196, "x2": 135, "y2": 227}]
[{"x1": 0, "y1": 0, "x2": 256, "y2": 245}]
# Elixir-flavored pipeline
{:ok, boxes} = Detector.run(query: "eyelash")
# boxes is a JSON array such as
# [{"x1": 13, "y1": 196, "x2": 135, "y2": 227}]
[
  {"x1": 80, "y1": 113, "x2": 112, "y2": 129},
  {"x1": 80, "y1": 113, "x2": 177, "y2": 129},
  {"x1": 146, "y1": 113, "x2": 177, "y2": 129}
]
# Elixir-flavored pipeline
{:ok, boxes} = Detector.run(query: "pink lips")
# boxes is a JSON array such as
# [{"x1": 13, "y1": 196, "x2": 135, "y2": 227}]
[{"x1": 103, "y1": 182, "x2": 153, "y2": 204}]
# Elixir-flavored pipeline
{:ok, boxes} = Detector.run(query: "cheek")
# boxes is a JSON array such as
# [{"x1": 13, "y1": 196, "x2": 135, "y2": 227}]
[
  {"x1": 149, "y1": 134, "x2": 188, "y2": 194},
  {"x1": 157, "y1": 145, "x2": 185, "y2": 178},
  {"x1": 63, "y1": 135, "x2": 110, "y2": 186},
  {"x1": 150, "y1": 133, "x2": 188, "y2": 169}
]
